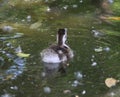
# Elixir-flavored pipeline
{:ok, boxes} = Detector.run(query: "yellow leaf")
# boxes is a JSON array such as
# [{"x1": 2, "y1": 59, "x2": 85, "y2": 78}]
[
  {"x1": 17, "y1": 52, "x2": 30, "y2": 58},
  {"x1": 107, "y1": 17, "x2": 120, "y2": 20}
]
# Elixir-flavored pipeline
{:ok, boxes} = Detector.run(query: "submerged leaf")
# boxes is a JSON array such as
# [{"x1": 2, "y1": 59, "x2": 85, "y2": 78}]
[
  {"x1": 16, "y1": 52, "x2": 30, "y2": 58},
  {"x1": 63, "y1": 90, "x2": 71, "y2": 94},
  {"x1": 30, "y1": 21, "x2": 42, "y2": 29},
  {"x1": 105, "y1": 78, "x2": 119, "y2": 88},
  {"x1": 4, "y1": 74, "x2": 14, "y2": 80}
]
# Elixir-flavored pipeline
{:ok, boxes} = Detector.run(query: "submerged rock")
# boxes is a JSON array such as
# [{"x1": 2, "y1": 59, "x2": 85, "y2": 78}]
[
  {"x1": 26, "y1": 15, "x2": 32, "y2": 22},
  {"x1": 81, "y1": 90, "x2": 86, "y2": 95},
  {"x1": 72, "y1": 80, "x2": 81, "y2": 87},
  {"x1": 74, "y1": 71, "x2": 83, "y2": 80},
  {"x1": 1, "y1": 93, "x2": 14, "y2": 97},
  {"x1": 10, "y1": 86, "x2": 18, "y2": 90},
  {"x1": 91, "y1": 62, "x2": 97, "y2": 66},
  {"x1": 43, "y1": 86, "x2": 51, "y2": 94},
  {"x1": 63, "y1": 90, "x2": 71, "y2": 94},
  {"x1": 2, "y1": 26, "x2": 13, "y2": 33},
  {"x1": 91, "y1": 30, "x2": 104, "y2": 38},
  {"x1": 103, "y1": 47, "x2": 110, "y2": 52}
]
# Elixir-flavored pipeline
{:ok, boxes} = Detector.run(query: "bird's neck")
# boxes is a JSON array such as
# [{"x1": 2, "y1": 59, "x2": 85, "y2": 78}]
[
  {"x1": 57, "y1": 34, "x2": 66, "y2": 47},
  {"x1": 57, "y1": 35, "x2": 69, "y2": 48}
]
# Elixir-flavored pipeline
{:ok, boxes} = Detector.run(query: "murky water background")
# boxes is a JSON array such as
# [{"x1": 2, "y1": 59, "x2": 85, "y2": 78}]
[{"x1": 0, "y1": 0, "x2": 120, "y2": 97}]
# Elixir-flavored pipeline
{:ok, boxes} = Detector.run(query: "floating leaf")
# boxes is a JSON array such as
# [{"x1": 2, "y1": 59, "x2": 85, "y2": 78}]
[
  {"x1": 105, "y1": 78, "x2": 119, "y2": 88},
  {"x1": 94, "y1": 47, "x2": 103, "y2": 52},
  {"x1": 63, "y1": 90, "x2": 71, "y2": 94},
  {"x1": 17, "y1": 52, "x2": 30, "y2": 58},
  {"x1": 107, "y1": 17, "x2": 120, "y2": 21}
]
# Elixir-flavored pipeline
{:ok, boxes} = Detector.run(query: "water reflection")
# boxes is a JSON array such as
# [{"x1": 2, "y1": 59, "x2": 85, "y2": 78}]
[
  {"x1": 5, "y1": 61, "x2": 26, "y2": 80},
  {"x1": 0, "y1": 41, "x2": 26, "y2": 82},
  {"x1": 0, "y1": 33, "x2": 24, "y2": 40},
  {"x1": 0, "y1": 57, "x2": 26, "y2": 82},
  {"x1": 41, "y1": 62, "x2": 68, "y2": 78}
]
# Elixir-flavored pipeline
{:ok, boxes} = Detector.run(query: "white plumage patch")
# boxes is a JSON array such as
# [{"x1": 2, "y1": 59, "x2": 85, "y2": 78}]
[
  {"x1": 58, "y1": 50, "x2": 63, "y2": 54},
  {"x1": 41, "y1": 48, "x2": 67, "y2": 63}
]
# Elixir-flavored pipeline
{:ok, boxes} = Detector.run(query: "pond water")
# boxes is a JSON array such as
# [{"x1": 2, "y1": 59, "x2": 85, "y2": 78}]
[{"x1": 0, "y1": 0, "x2": 120, "y2": 97}]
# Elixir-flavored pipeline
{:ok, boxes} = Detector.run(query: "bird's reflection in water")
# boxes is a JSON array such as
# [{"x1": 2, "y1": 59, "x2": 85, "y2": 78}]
[{"x1": 42, "y1": 62, "x2": 69, "y2": 78}]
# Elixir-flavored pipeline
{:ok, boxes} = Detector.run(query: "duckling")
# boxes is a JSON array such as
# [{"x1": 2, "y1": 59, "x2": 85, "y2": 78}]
[{"x1": 40, "y1": 28, "x2": 74, "y2": 63}]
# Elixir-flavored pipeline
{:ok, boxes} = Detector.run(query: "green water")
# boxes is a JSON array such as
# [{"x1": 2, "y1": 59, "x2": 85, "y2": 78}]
[{"x1": 0, "y1": 0, "x2": 120, "y2": 97}]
